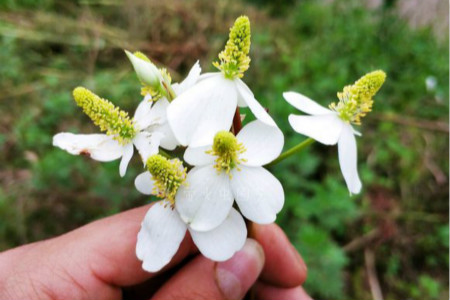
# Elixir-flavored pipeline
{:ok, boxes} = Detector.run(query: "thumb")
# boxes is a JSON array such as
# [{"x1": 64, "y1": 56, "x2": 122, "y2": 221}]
[{"x1": 152, "y1": 239, "x2": 265, "y2": 300}]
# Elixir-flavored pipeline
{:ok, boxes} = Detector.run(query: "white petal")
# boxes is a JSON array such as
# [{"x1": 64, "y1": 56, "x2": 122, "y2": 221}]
[
  {"x1": 53, "y1": 133, "x2": 125, "y2": 162},
  {"x1": 135, "y1": 171, "x2": 155, "y2": 195},
  {"x1": 148, "y1": 98, "x2": 170, "y2": 125},
  {"x1": 125, "y1": 50, "x2": 161, "y2": 87},
  {"x1": 184, "y1": 145, "x2": 215, "y2": 166},
  {"x1": 231, "y1": 166, "x2": 284, "y2": 224},
  {"x1": 283, "y1": 91, "x2": 332, "y2": 115},
  {"x1": 167, "y1": 74, "x2": 237, "y2": 147},
  {"x1": 172, "y1": 60, "x2": 201, "y2": 95},
  {"x1": 133, "y1": 132, "x2": 163, "y2": 164},
  {"x1": 237, "y1": 120, "x2": 284, "y2": 166},
  {"x1": 338, "y1": 124, "x2": 362, "y2": 194},
  {"x1": 288, "y1": 114, "x2": 344, "y2": 145},
  {"x1": 236, "y1": 79, "x2": 276, "y2": 127},
  {"x1": 155, "y1": 122, "x2": 178, "y2": 151},
  {"x1": 119, "y1": 143, "x2": 134, "y2": 177},
  {"x1": 189, "y1": 208, "x2": 246, "y2": 261},
  {"x1": 175, "y1": 165, "x2": 234, "y2": 232},
  {"x1": 134, "y1": 98, "x2": 153, "y2": 129},
  {"x1": 136, "y1": 202, "x2": 187, "y2": 272}
]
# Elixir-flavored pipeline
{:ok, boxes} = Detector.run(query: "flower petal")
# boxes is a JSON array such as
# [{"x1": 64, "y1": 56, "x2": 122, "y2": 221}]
[
  {"x1": 189, "y1": 208, "x2": 246, "y2": 261},
  {"x1": 167, "y1": 74, "x2": 237, "y2": 147},
  {"x1": 134, "y1": 98, "x2": 154, "y2": 129},
  {"x1": 135, "y1": 171, "x2": 155, "y2": 195},
  {"x1": 156, "y1": 122, "x2": 179, "y2": 151},
  {"x1": 236, "y1": 79, "x2": 276, "y2": 127},
  {"x1": 184, "y1": 145, "x2": 215, "y2": 166},
  {"x1": 136, "y1": 202, "x2": 187, "y2": 272},
  {"x1": 119, "y1": 143, "x2": 134, "y2": 177},
  {"x1": 175, "y1": 165, "x2": 233, "y2": 232},
  {"x1": 133, "y1": 132, "x2": 163, "y2": 164},
  {"x1": 53, "y1": 133, "x2": 125, "y2": 162},
  {"x1": 283, "y1": 91, "x2": 332, "y2": 115},
  {"x1": 338, "y1": 124, "x2": 362, "y2": 194},
  {"x1": 288, "y1": 114, "x2": 343, "y2": 145},
  {"x1": 231, "y1": 166, "x2": 284, "y2": 224},
  {"x1": 172, "y1": 60, "x2": 201, "y2": 95},
  {"x1": 237, "y1": 120, "x2": 284, "y2": 166}
]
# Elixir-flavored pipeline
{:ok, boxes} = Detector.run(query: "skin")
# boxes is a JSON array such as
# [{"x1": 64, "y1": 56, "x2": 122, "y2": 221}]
[{"x1": 0, "y1": 204, "x2": 311, "y2": 300}]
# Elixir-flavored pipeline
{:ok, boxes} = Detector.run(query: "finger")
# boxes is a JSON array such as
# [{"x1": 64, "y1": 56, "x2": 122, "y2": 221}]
[
  {"x1": 254, "y1": 282, "x2": 313, "y2": 300},
  {"x1": 0, "y1": 204, "x2": 197, "y2": 299},
  {"x1": 52, "y1": 203, "x2": 197, "y2": 286},
  {"x1": 152, "y1": 239, "x2": 265, "y2": 300},
  {"x1": 250, "y1": 223, "x2": 307, "y2": 287}
]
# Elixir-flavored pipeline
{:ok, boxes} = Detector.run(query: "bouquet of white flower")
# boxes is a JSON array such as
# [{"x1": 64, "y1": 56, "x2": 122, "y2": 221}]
[{"x1": 52, "y1": 16, "x2": 386, "y2": 272}]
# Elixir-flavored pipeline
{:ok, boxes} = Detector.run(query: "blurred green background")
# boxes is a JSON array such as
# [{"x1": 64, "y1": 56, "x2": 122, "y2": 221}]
[{"x1": 0, "y1": 0, "x2": 448, "y2": 299}]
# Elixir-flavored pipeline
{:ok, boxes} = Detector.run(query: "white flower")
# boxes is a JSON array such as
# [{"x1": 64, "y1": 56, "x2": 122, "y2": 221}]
[
  {"x1": 174, "y1": 120, "x2": 285, "y2": 232},
  {"x1": 167, "y1": 72, "x2": 276, "y2": 147},
  {"x1": 134, "y1": 156, "x2": 246, "y2": 272},
  {"x1": 283, "y1": 91, "x2": 362, "y2": 194},
  {"x1": 53, "y1": 62, "x2": 201, "y2": 177},
  {"x1": 136, "y1": 201, "x2": 246, "y2": 272}
]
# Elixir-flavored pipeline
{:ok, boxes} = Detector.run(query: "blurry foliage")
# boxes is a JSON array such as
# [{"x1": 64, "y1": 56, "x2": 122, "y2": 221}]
[{"x1": 0, "y1": 0, "x2": 448, "y2": 299}]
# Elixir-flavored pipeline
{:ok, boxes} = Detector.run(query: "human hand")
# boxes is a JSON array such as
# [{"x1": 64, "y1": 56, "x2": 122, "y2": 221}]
[{"x1": 0, "y1": 204, "x2": 310, "y2": 300}]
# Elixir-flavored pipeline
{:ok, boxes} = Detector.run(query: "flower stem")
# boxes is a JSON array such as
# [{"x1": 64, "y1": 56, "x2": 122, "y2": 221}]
[
  {"x1": 158, "y1": 149, "x2": 172, "y2": 159},
  {"x1": 232, "y1": 108, "x2": 242, "y2": 134},
  {"x1": 265, "y1": 138, "x2": 315, "y2": 167}
]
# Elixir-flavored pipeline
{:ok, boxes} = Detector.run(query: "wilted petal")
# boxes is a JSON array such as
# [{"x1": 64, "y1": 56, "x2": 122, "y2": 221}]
[
  {"x1": 184, "y1": 145, "x2": 215, "y2": 166},
  {"x1": 167, "y1": 74, "x2": 237, "y2": 147},
  {"x1": 288, "y1": 114, "x2": 343, "y2": 145},
  {"x1": 338, "y1": 124, "x2": 362, "y2": 194},
  {"x1": 175, "y1": 165, "x2": 233, "y2": 232},
  {"x1": 136, "y1": 202, "x2": 187, "y2": 272},
  {"x1": 236, "y1": 79, "x2": 276, "y2": 127},
  {"x1": 231, "y1": 166, "x2": 284, "y2": 224},
  {"x1": 189, "y1": 208, "x2": 246, "y2": 261},
  {"x1": 119, "y1": 143, "x2": 134, "y2": 177},
  {"x1": 135, "y1": 171, "x2": 155, "y2": 195},
  {"x1": 172, "y1": 61, "x2": 201, "y2": 95},
  {"x1": 237, "y1": 120, "x2": 284, "y2": 166},
  {"x1": 283, "y1": 91, "x2": 332, "y2": 115},
  {"x1": 53, "y1": 133, "x2": 125, "y2": 162}
]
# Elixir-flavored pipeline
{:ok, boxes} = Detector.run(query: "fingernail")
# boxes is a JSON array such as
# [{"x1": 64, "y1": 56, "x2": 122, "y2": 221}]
[{"x1": 215, "y1": 238, "x2": 265, "y2": 300}]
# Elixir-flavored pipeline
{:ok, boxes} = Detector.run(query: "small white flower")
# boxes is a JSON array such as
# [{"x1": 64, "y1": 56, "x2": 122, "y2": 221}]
[
  {"x1": 283, "y1": 91, "x2": 362, "y2": 194},
  {"x1": 174, "y1": 120, "x2": 285, "y2": 232},
  {"x1": 134, "y1": 156, "x2": 246, "y2": 272},
  {"x1": 283, "y1": 71, "x2": 386, "y2": 195},
  {"x1": 53, "y1": 62, "x2": 201, "y2": 177}
]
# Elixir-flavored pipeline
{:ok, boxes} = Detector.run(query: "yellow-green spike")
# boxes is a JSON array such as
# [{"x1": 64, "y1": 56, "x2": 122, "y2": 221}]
[
  {"x1": 146, "y1": 155, "x2": 187, "y2": 206},
  {"x1": 73, "y1": 87, "x2": 136, "y2": 144},
  {"x1": 213, "y1": 16, "x2": 251, "y2": 79},
  {"x1": 329, "y1": 70, "x2": 386, "y2": 125},
  {"x1": 206, "y1": 131, "x2": 247, "y2": 176}
]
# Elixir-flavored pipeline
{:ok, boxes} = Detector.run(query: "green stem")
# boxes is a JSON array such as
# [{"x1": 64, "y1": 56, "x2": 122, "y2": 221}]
[
  {"x1": 158, "y1": 149, "x2": 172, "y2": 159},
  {"x1": 265, "y1": 138, "x2": 315, "y2": 167}
]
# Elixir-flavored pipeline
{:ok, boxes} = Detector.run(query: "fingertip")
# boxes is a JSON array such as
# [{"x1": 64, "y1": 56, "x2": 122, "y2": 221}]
[{"x1": 251, "y1": 223, "x2": 307, "y2": 287}]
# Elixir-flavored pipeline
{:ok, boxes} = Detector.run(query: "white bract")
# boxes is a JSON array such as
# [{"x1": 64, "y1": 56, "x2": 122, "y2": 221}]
[
  {"x1": 167, "y1": 72, "x2": 276, "y2": 147},
  {"x1": 283, "y1": 91, "x2": 362, "y2": 194},
  {"x1": 53, "y1": 62, "x2": 201, "y2": 177},
  {"x1": 174, "y1": 120, "x2": 285, "y2": 232}
]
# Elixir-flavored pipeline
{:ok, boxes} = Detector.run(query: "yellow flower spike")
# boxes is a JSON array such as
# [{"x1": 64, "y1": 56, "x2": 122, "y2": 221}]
[
  {"x1": 213, "y1": 15, "x2": 251, "y2": 79},
  {"x1": 146, "y1": 155, "x2": 187, "y2": 206},
  {"x1": 206, "y1": 131, "x2": 247, "y2": 176},
  {"x1": 329, "y1": 70, "x2": 386, "y2": 125},
  {"x1": 72, "y1": 87, "x2": 137, "y2": 144}
]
